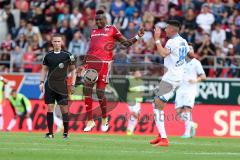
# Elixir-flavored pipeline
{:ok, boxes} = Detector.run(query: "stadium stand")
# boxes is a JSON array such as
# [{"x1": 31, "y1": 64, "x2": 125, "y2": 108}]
[{"x1": 0, "y1": 0, "x2": 239, "y2": 77}]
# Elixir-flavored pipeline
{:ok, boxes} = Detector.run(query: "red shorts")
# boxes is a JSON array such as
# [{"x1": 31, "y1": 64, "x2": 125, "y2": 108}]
[{"x1": 85, "y1": 61, "x2": 112, "y2": 88}]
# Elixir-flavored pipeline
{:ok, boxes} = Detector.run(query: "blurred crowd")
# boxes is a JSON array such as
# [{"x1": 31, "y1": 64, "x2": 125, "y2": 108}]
[{"x1": 0, "y1": 0, "x2": 239, "y2": 77}]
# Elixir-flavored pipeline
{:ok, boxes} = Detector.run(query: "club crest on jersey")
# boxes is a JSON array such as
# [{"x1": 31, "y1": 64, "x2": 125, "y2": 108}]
[
  {"x1": 105, "y1": 27, "x2": 110, "y2": 32},
  {"x1": 59, "y1": 63, "x2": 64, "y2": 68}
]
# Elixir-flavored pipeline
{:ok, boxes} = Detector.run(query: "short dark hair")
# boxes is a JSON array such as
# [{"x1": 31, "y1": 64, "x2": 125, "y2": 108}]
[
  {"x1": 52, "y1": 33, "x2": 63, "y2": 38},
  {"x1": 96, "y1": 10, "x2": 105, "y2": 15},
  {"x1": 166, "y1": 20, "x2": 181, "y2": 28}
]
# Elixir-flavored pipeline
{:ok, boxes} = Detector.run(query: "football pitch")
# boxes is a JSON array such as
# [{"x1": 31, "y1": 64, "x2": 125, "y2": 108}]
[{"x1": 0, "y1": 132, "x2": 239, "y2": 160}]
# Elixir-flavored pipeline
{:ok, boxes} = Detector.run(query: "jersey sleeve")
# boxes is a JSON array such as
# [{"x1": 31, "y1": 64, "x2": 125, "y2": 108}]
[
  {"x1": 196, "y1": 60, "x2": 205, "y2": 75},
  {"x1": 42, "y1": 55, "x2": 48, "y2": 66},
  {"x1": 68, "y1": 53, "x2": 76, "y2": 65},
  {"x1": 112, "y1": 25, "x2": 123, "y2": 40},
  {"x1": 165, "y1": 39, "x2": 173, "y2": 54}
]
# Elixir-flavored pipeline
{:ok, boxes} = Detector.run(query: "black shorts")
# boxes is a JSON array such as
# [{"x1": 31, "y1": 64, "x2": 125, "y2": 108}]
[{"x1": 44, "y1": 81, "x2": 68, "y2": 105}]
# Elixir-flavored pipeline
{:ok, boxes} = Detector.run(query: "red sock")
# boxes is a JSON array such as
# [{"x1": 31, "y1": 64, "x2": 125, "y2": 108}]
[
  {"x1": 99, "y1": 98, "x2": 107, "y2": 118},
  {"x1": 85, "y1": 97, "x2": 93, "y2": 120}
]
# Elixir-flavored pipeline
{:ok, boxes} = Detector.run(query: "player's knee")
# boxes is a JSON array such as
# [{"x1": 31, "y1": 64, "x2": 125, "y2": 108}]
[
  {"x1": 96, "y1": 89, "x2": 105, "y2": 99},
  {"x1": 47, "y1": 105, "x2": 55, "y2": 112},
  {"x1": 154, "y1": 98, "x2": 164, "y2": 110},
  {"x1": 60, "y1": 105, "x2": 68, "y2": 114}
]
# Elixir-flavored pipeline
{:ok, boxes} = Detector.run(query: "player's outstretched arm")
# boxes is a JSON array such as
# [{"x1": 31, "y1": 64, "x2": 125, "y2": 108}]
[
  {"x1": 154, "y1": 27, "x2": 170, "y2": 58},
  {"x1": 116, "y1": 28, "x2": 145, "y2": 47}
]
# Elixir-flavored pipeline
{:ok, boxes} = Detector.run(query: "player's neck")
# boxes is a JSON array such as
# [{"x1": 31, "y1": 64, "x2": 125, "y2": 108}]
[
  {"x1": 53, "y1": 49, "x2": 61, "y2": 54},
  {"x1": 97, "y1": 25, "x2": 106, "y2": 29},
  {"x1": 170, "y1": 33, "x2": 179, "y2": 39}
]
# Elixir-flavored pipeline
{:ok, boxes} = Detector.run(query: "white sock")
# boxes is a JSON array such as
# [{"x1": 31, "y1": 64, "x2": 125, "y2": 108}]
[
  {"x1": 154, "y1": 109, "x2": 167, "y2": 138},
  {"x1": 181, "y1": 112, "x2": 192, "y2": 136},
  {"x1": 127, "y1": 115, "x2": 137, "y2": 132},
  {"x1": 54, "y1": 114, "x2": 63, "y2": 132},
  {"x1": 7, "y1": 119, "x2": 17, "y2": 131},
  {"x1": 0, "y1": 116, "x2": 3, "y2": 130},
  {"x1": 26, "y1": 118, "x2": 32, "y2": 131}
]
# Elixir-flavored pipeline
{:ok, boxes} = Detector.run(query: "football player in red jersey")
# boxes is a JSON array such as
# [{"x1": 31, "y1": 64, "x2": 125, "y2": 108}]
[{"x1": 81, "y1": 10, "x2": 144, "y2": 132}]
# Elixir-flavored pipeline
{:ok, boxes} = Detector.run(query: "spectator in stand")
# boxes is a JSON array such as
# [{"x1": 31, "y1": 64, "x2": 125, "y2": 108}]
[
  {"x1": 231, "y1": 36, "x2": 240, "y2": 55},
  {"x1": 11, "y1": 45, "x2": 24, "y2": 72},
  {"x1": 70, "y1": 7, "x2": 82, "y2": 30},
  {"x1": 211, "y1": 0, "x2": 226, "y2": 23},
  {"x1": 148, "y1": 0, "x2": 168, "y2": 21},
  {"x1": 211, "y1": 23, "x2": 226, "y2": 47},
  {"x1": 129, "y1": 10, "x2": 142, "y2": 27},
  {"x1": 181, "y1": 0, "x2": 195, "y2": 15},
  {"x1": 79, "y1": 7, "x2": 95, "y2": 29},
  {"x1": 141, "y1": 21, "x2": 153, "y2": 44},
  {"x1": 68, "y1": 31, "x2": 86, "y2": 57},
  {"x1": 141, "y1": 0, "x2": 151, "y2": 13},
  {"x1": 57, "y1": 19, "x2": 72, "y2": 46},
  {"x1": 125, "y1": 0, "x2": 138, "y2": 18},
  {"x1": 41, "y1": 14, "x2": 54, "y2": 34},
  {"x1": 183, "y1": 8, "x2": 197, "y2": 30},
  {"x1": 226, "y1": 23, "x2": 240, "y2": 41},
  {"x1": 168, "y1": 7, "x2": 183, "y2": 22},
  {"x1": 31, "y1": 7, "x2": 45, "y2": 28},
  {"x1": 5, "y1": 5, "x2": 16, "y2": 38},
  {"x1": 111, "y1": 0, "x2": 126, "y2": 18},
  {"x1": 197, "y1": 33, "x2": 216, "y2": 76},
  {"x1": 113, "y1": 10, "x2": 129, "y2": 32},
  {"x1": 15, "y1": 19, "x2": 27, "y2": 39},
  {"x1": 57, "y1": 6, "x2": 71, "y2": 27},
  {"x1": 196, "y1": 3, "x2": 215, "y2": 33},
  {"x1": 181, "y1": 28, "x2": 196, "y2": 44},
  {"x1": 124, "y1": 21, "x2": 138, "y2": 40},
  {"x1": 25, "y1": 21, "x2": 42, "y2": 45},
  {"x1": 15, "y1": 0, "x2": 29, "y2": 19},
  {"x1": 15, "y1": 33, "x2": 28, "y2": 52}
]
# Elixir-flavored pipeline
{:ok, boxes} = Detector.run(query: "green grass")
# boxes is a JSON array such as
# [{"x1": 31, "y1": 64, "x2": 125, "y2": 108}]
[{"x1": 0, "y1": 132, "x2": 240, "y2": 160}]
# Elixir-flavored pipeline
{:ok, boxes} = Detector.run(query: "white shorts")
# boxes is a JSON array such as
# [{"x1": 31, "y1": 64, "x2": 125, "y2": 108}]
[
  {"x1": 154, "y1": 80, "x2": 180, "y2": 102},
  {"x1": 175, "y1": 90, "x2": 195, "y2": 109},
  {"x1": 128, "y1": 103, "x2": 141, "y2": 114}
]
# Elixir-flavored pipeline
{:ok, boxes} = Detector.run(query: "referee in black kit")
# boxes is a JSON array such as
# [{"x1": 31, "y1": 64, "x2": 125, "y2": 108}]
[{"x1": 39, "y1": 34, "x2": 76, "y2": 139}]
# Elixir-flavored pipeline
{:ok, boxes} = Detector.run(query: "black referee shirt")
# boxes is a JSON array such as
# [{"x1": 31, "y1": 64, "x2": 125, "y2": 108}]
[{"x1": 43, "y1": 50, "x2": 75, "y2": 82}]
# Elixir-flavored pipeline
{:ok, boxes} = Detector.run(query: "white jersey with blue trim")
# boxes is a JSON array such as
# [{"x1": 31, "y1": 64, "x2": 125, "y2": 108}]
[
  {"x1": 162, "y1": 34, "x2": 190, "y2": 82},
  {"x1": 178, "y1": 58, "x2": 205, "y2": 94}
]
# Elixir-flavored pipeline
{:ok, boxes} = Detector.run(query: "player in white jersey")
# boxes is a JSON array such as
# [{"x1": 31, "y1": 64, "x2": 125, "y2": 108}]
[
  {"x1": 150, "y1": 20, "x2": 190, "y2": 147},
  {"x1": 175, "y1": 44, "x2": 206, "y2": 138}
]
